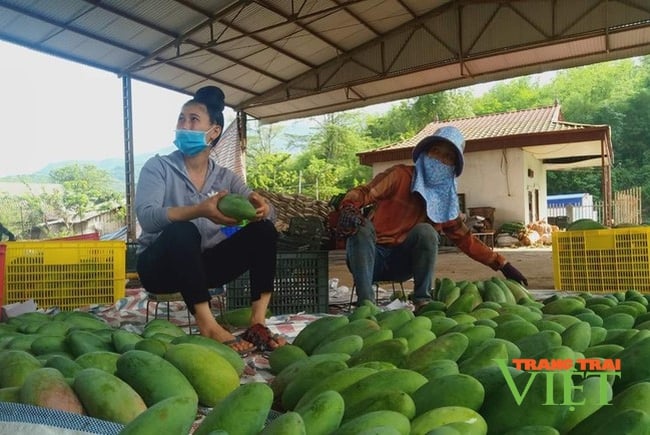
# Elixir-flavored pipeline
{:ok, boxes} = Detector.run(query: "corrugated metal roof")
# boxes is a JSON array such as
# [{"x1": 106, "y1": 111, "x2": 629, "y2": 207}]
[
  {"x1": 1, "y1": 0, "x2": 649, "y2": 124},
  {"x1": 547, "y1": 193, "x2": 591, "y2": 206}
]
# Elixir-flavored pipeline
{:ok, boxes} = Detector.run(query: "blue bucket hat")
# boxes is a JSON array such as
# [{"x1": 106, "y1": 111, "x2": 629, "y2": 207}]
[{"x1": 412, "y1": 125, "x2": 465, "y2": 176}]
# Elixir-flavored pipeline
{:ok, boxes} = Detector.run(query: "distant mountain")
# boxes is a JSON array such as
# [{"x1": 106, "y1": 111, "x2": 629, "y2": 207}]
[
  {"x1": 37, "y1": 145, "x2": 175, "y2": 178},
  {"x1": 1, "y1": 121, "x2": 310, "y2": 187},
  {"x1": 0, "y1": 146, "x2": 175, "y2": 191},
  {"x1": 0, "y1": 113, "x2": 350, "y2": 190}
]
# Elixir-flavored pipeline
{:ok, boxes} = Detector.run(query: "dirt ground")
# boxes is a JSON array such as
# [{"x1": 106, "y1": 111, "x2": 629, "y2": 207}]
[{"x1": 328, "y1": 246, "x2": 555, "y2": 293}]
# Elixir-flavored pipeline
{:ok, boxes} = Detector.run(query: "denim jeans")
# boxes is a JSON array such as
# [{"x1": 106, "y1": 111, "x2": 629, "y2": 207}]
[{"x1": 346, "y1": 219, "x2": 439, "y2": 304}]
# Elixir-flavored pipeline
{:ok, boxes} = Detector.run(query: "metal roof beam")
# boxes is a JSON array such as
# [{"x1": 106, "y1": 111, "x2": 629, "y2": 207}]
[{"x1": 241, "y1": 1, "x2": 455, "y2": 108}]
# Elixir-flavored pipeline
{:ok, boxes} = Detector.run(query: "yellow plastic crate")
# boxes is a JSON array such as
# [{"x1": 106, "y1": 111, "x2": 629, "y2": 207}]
[
  {"x1": 552, "y1": 227, "x2": 650, "y2": 293},
  {"x1": 1, "y1": 241, "x2": 126, "y2": 310}
]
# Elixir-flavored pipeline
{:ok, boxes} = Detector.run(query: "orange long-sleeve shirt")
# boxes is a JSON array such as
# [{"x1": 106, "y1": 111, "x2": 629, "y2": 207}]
[{"x1": 340, "y1": 164, "x2": 506, "y2": 271}]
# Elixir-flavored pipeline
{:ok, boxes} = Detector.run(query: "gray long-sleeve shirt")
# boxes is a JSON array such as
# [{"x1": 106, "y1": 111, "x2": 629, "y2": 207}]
[{"x1": 135, "y1": 150, "x2": 274, "y2": 254}]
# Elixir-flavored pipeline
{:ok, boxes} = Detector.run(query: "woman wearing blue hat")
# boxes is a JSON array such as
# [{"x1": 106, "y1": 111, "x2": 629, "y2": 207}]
[{"x1": 336, "y1": 125, "x2": 527, "y2": 309}]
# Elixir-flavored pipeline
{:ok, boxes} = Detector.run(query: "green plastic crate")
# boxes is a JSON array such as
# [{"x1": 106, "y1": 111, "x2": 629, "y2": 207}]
[
  {"x1": 225, "y1": 250, "x2": 329, "y2": 315},
  {"x1": 126, "y1": 242, "x2": 138, "y2": 275}
]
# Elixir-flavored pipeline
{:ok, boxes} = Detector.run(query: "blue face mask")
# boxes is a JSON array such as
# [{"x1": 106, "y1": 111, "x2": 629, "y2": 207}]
[{"x1": 173, "y1": 129, "x2": 209, "y2": 156}]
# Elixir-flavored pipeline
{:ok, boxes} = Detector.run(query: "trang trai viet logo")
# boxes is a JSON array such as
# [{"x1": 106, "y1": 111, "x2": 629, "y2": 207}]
[{"x1": 495, "y1": 358, "x2": 621, "y2": 407}]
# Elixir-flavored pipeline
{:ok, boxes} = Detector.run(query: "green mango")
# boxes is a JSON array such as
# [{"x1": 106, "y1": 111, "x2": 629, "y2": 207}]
[{"x1": 217, "y1": 193, "x2": 257, "y2": 221}]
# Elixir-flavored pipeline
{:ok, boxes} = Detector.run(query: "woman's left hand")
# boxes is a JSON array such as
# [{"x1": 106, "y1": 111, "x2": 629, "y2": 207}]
[{"x1": 248, "y1": 192, "x2": 270, "y2": 220}]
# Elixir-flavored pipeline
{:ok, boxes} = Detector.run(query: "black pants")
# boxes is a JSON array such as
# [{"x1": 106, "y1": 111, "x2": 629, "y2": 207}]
[{"x1": 137, "y1": 220, "x2": 278, "y2": 313}]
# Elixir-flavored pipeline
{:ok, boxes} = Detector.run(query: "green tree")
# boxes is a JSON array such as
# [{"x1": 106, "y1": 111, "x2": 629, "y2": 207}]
[
  {"x1": 546, "y1": 59, "x2": 650, "y2": 210},
  {"x1": 306, "y1": 113, "x2": 368, "y2": 160},
  {"x1": 49, "y1": 164, "x2": 123, "y2": 222},
  {"x1": 247, "y1": 151, "x2": 298, "y2": 193},
  {"x1": 295, "y1": 112, "x2": 373, "y2": 195},
  {"x1": 609, "y1": 66, "x2": 650, "y2": 218},
  {"x1": 408, "y1": 91, "x2": 475, "y2": 131},
  {"x1": 246, "y1": 122, "x2": 299, "y2": 193},
  {"x1": 366, "y1": 90, "x2": 475, "y2": 144},
  {"x1": 365, "y1": 100, "x2": 414, "y2": 144},
  {"x1": 546, "y1": 169, "x2": 603, "y2": 197},
  {"x1": 294, "y1": 157, "x2": 340, "y2": 200},
  {"x1": 472, "y1": 76, "x2": 552, "y2": 115},
  {"x1": 0, "y1": 193, "x2": 23, "y2": 237},
  {"x1": 247, "y1": 122, "x2": 284, "y2": 155},
  {"x1": 0, "y1": 180, "x2": 68, "y2": 239},
  {"x1": 467, "y1": 58, "x2": 650, "y2": 219},
  {"x1": 548, "y1": 59, "x2": 643, "y2": 123}
]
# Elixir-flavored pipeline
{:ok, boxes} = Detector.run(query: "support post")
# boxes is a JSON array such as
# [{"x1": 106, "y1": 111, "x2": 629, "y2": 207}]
[{"x1": 122, "y1": 76, "x2": 136, "y2": 242}]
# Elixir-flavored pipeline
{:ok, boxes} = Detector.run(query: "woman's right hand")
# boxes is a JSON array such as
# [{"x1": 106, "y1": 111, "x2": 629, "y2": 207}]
[{"x1": 203, "y1": 191, "x2": 239, "y2": 226}]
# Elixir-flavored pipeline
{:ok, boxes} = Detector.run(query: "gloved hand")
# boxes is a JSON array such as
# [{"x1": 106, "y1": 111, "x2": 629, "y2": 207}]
[
  {"x1": 501, "y1": 262, "x2": 528, "y2": 286},
  {"x1": 336, "y1": 205, "x2": 364, "y2": 239}
]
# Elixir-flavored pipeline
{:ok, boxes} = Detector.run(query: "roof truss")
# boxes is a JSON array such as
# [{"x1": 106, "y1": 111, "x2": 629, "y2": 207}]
[{"x1": 1, "y1": 0, "x2": 650, "y2": 124}]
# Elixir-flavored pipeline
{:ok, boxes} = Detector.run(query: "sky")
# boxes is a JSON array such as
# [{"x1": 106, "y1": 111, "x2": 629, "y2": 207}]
[
  {"x1": 0, "y1": 39, "x2": 507, "y2": 178},
  {"x1": 0, "y1": 40, "x2": 200, "y2": 177},
  {"x1": 2, "y1": 39, "x2": 413, "y2": 178}
]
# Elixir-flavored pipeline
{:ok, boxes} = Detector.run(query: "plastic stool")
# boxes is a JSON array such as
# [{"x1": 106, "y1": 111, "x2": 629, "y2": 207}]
[
  {"x1": 209, "y1": 286, "x2": 227, "y2": 320},
  {"x1": 145, "y1": 287, "x2": 227, "y2": 333},
  {"x1": 145, "y1": 291, "x2": 191, "y2": 327}
]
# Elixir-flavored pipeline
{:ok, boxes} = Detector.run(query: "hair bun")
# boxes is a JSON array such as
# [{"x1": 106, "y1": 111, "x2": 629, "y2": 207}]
[{"x1": 195, "y1": 86, "x2": 225, "y2": 112}]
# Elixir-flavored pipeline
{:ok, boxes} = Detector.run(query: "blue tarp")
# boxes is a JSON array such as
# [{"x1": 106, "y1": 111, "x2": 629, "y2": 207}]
[{"x1": 100, "y1": 226, "x2": 127, "y2": 241}]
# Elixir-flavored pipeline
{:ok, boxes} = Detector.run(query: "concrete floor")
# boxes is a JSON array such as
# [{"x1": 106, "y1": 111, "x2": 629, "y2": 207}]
[{"x1": 327, "y1": 246, "x2": 556, "y2": 303}]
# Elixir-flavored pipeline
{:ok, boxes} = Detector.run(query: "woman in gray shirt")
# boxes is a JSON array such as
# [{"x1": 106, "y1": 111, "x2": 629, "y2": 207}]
[{"x1": 135, "y1": 86, "x2": 285, "y2": 354}]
